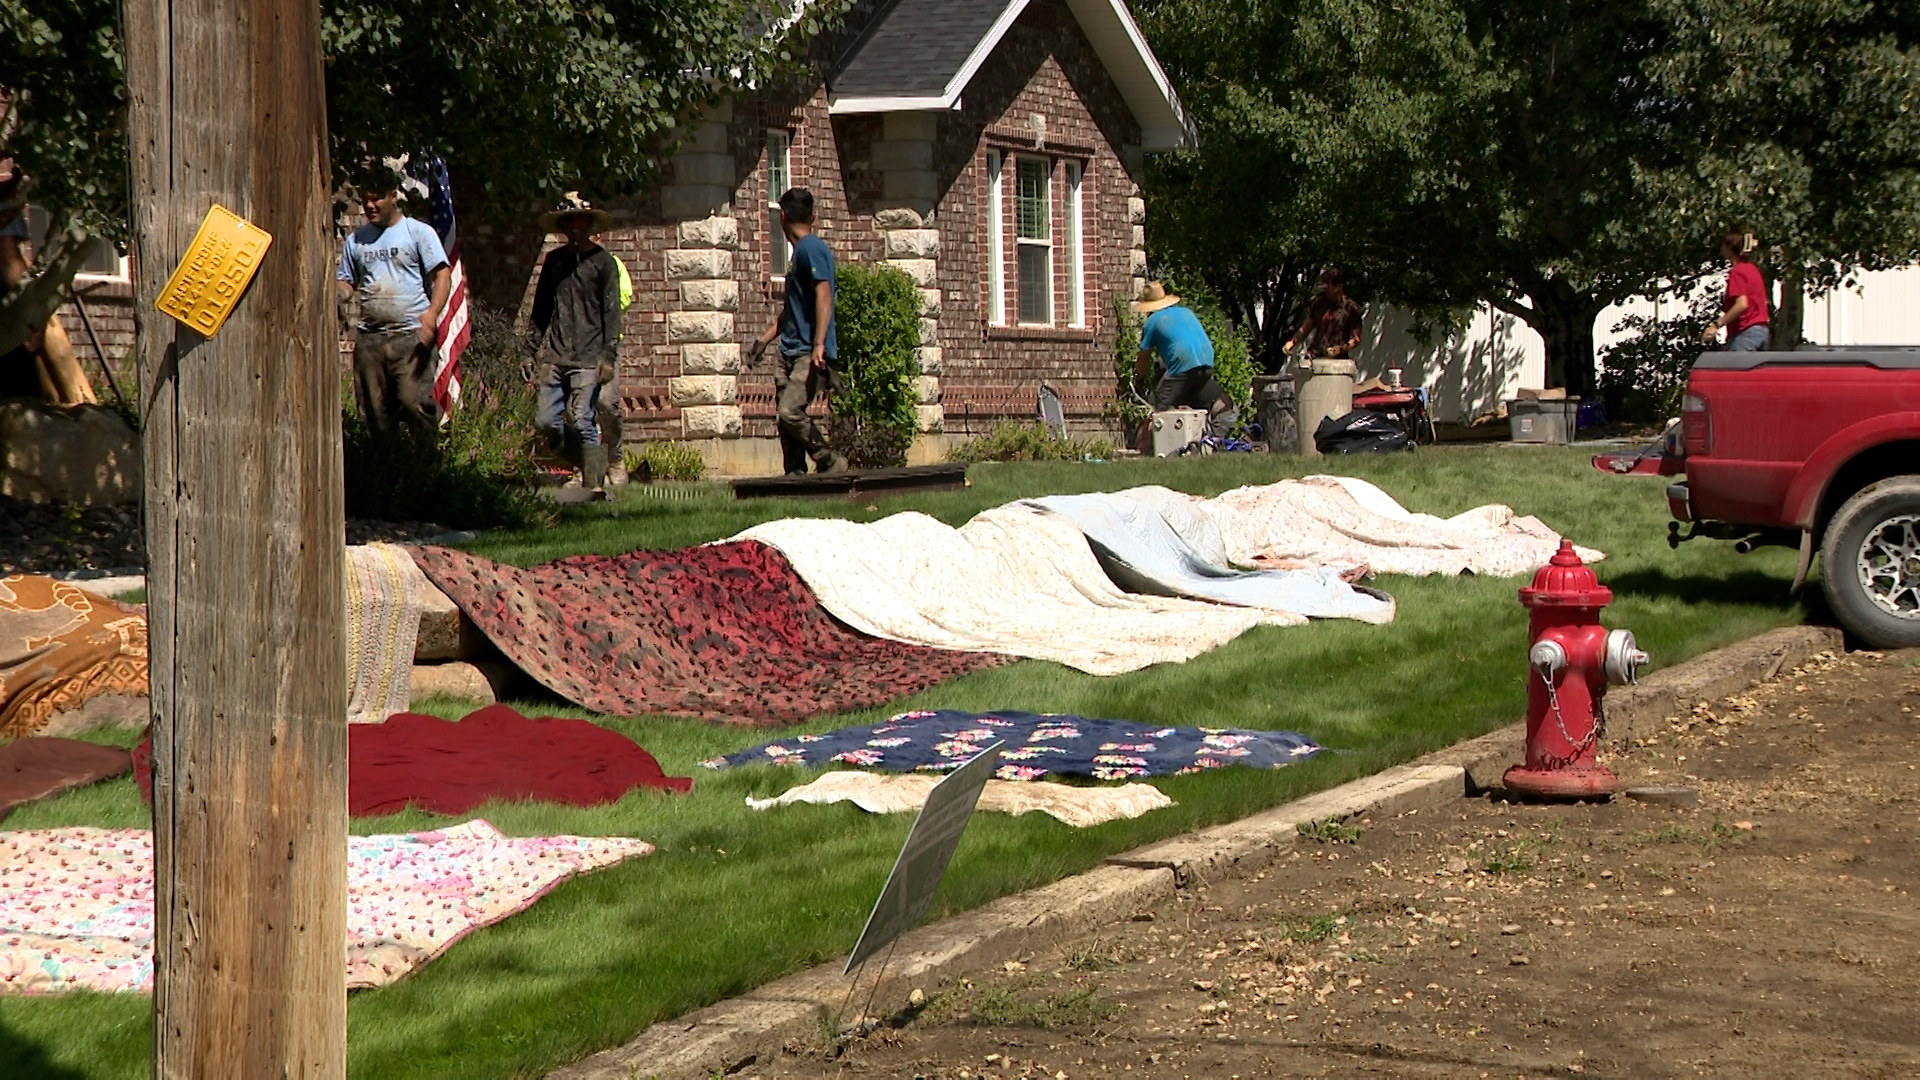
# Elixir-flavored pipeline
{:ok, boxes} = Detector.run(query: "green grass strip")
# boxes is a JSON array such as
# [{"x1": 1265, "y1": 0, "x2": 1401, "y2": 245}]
[{"x1": 0, "y1": 447, "x2": 1810, "y2": 1079}]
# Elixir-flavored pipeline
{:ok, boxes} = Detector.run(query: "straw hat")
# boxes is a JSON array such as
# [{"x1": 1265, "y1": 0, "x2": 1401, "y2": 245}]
[
  {"x1": 538, "y1": 192, "x2": 614, "y2": 234},
  {"x1": 1130, "y1": 281, "x2": 1182, "y2": 314}
]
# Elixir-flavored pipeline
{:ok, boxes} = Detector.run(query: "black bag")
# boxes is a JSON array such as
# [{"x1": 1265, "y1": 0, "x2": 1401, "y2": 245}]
[{"x1": 1314, "y1": 409, "x2": 1413, "y2": 454}]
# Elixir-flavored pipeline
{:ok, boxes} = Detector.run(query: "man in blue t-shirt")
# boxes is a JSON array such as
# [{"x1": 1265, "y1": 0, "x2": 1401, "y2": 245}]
[
  {"x1": 335, "y1": 181, "x2": 450, "y2": 432},
  {"x1": 747, "y1": 187, "x2": 848, "y2": 474},
  {"x1": 1133, "y1": 282, "x2": 1237, "y2": 438}
]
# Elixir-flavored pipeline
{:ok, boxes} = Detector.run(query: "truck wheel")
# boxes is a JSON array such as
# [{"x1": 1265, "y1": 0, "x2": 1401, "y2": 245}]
[{"x1": 1821, "y1": 477, "x2": 1920, "y2": 648}]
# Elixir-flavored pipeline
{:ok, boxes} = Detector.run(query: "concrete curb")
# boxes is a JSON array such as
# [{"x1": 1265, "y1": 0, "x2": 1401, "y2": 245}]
[{"x1": 550, "y1": 622, "x2": 1842, "y2": 1079}]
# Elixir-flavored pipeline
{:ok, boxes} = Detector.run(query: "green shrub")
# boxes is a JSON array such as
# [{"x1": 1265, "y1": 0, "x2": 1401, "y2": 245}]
[
  {"x1": 830, "y1": 262, "x2": 922, "y2": 468},
  {"x1": 342, "y1": 304, "x2": 550, "y2": 529},
  {"x1": 947, "y1": 420, "x2": 1118, "y2": 463},
  {"x1": 1599, "y1": 294, "x2": 1717, "y2": 423},
  {"x1": 623, "y1": 440, "x2": 706, "y2": 481},
  {"x1": 1108, "y1": 297, "x2": 1151, "y2": 430}
]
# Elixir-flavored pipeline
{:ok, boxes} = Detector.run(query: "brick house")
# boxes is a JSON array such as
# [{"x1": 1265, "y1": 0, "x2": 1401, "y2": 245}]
[{"x1": 462, "y1": 0, "x2": 1192, "y2": 472}]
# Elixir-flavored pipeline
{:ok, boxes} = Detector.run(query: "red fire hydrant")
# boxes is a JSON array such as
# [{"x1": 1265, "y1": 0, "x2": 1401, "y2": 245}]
[{"x1": 1503, "y1": 540, "x2": 1648, "y2": 799}]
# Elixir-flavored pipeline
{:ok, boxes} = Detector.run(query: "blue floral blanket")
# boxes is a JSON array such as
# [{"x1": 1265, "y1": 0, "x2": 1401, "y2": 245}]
[{"x1": 703, "y1": 710, "x2": 1321, "y2": 781}]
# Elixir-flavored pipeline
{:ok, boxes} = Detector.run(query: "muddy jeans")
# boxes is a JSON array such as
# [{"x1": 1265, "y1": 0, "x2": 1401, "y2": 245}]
[
  {"x1": 1155, "y1": 366, "x2": 1239, "y2": 438},
  {"x1": 774, "y1": 350, "x2": 836, "y2": 474},
  {"x1": 353, "y1": 329, "x2": 438, "y2": 433},
  {"x1": 535, "y1": 363, "x2": 601, "y2": 461}
]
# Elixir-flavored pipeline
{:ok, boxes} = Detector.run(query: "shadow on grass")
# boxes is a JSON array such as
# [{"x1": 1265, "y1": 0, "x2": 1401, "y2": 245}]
[
  {"x1": 0, "y1": 1019, "x2": 88, "y2": 1080},
  {"x1": 1607, "y1": 567, "x2": 1801, "y2": 610}
]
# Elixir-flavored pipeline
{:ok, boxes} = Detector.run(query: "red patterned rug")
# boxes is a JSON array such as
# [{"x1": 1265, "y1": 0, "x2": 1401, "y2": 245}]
[{"x1": 409, "y1": 542, "x2": 1005, "y2": 725}]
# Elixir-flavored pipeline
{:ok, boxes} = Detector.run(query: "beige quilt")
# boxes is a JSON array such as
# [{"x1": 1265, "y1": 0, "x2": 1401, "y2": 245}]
[{"x1": 746, "y1": 770, "x2": 1174, "y2": 828}]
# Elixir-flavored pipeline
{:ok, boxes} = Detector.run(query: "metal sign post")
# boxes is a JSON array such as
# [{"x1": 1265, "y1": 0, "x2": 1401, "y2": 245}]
[{"x1": 839, "y1": 741, "x2": 1002, "y2": 1021}]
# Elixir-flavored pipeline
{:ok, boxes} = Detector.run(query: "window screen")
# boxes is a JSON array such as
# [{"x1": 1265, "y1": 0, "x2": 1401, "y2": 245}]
[
  {"x1": 767, "y1": 131, "x2": 792, "y2": 276},
  {"x1": 1015, "y1": 158, "x2": 1051, "y2": 324}
]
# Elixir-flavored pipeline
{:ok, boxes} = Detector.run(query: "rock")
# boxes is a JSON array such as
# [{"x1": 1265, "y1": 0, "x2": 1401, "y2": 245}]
[
  {"x1": 908, "y1": 987, "x2": 925, "y2": 1007},
  {"x1": 1509, "y1": 954, "x2": 1530, "y2": 966},
  {"x1": 409, "y1": 661, "x2": 511, "y2": 704},
  {"x1": 1500, "y1": 924, "x2": 1522, "y2": 935},
  {"x1": 0, "y1": 401, "x2": 142, "y2": 506}
]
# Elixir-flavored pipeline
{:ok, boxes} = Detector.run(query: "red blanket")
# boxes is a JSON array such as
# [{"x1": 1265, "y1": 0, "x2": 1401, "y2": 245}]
[
  {"x1": 409, "y1": 541, "x2": 1004, "y2": 725},
  {"x1": 0, "y1": 737, "x2": 133, "y2": 820},
  {"x1": 135, "y1": 705, "x2": 692, "y2": 816}
]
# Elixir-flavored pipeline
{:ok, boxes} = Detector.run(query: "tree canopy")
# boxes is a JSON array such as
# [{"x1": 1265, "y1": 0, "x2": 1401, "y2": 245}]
[
  {"x1": 1136, "y1": 0, "x2": 1920, "y2": 390},
  {"x1": 0, "y1": 0, "x2": 846, "y2": 354}
]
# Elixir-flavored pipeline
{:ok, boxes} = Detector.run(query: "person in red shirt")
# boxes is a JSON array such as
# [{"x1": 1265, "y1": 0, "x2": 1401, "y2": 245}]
[{"x1": 1703, "y1": 230, "x2": 1772, "y2": 351}]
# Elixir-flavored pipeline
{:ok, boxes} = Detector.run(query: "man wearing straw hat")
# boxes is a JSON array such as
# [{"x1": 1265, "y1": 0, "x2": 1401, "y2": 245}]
[
  {"x1": 527, "y1": 193, "x2": 623, "y2": 497},
  {"x1": 1132, "y1": 282, "x2": 1237, "y2": 438}
]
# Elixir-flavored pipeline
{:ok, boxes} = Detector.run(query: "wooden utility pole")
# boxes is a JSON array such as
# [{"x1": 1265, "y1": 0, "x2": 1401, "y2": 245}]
[{"x1": 124, "y1": 0, "x2": 347, "y2": 1074}]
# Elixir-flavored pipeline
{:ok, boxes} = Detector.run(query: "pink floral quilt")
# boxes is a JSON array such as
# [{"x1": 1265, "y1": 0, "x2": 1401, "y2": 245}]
[{"x1": 0, "y1": 820, "x2": 653, "y2": 994}]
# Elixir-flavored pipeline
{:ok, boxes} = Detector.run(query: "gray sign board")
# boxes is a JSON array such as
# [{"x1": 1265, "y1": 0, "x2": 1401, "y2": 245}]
[{"x1": 845, "y1": 741, "x2": 1004, "y2": 974}]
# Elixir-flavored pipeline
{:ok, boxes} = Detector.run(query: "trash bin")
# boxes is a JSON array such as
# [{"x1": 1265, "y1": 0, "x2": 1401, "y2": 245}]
[
  {"x1": 1253, "y1": 374, "x2": 1297, "y2": 454},
  {"x1": 1296, "y1": 358, "x2": 1356, "y2": 456}
]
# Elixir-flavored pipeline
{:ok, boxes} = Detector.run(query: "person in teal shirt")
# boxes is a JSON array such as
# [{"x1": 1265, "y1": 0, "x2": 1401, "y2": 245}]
[{"x1": 1132, "y1": 282, "x2": 1237, "y2": 437}]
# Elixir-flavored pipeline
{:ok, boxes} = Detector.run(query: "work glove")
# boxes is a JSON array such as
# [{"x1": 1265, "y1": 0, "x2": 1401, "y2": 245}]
[
  {"x1": 746, "y1": 337, "x2": 768, "y2": 369},
  {"x1": 597, "y1": 359, "x2": 617, "y2": 385}
]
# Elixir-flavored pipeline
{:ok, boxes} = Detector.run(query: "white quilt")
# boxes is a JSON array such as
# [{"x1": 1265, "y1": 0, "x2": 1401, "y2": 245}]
[
  {"x1": 745, "y1": 771, "x2": 1174, "y2": 828},
  {"x1": 1200, "y1": 476, "x2": 1602, "y2": 578},
  {"x1": 736, "y1": 505, "x2": 1299, "y2": 676}
]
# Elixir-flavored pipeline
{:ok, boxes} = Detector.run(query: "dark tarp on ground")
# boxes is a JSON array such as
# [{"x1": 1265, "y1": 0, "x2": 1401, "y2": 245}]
[
  {"x1": 0, "y1": 737, "x2": 132, "y2": 820},
  {"x1": 134, "y1": 705, "x2": 692, "y2": 816},
  {"x1": 409, "y1": 541, "x2": 1006, "y2": 725}
]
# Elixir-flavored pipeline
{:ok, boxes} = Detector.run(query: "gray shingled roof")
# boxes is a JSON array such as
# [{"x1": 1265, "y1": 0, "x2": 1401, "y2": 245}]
[{"x1": 830, "y1": 0, "x2": 1020, "y2": 98}]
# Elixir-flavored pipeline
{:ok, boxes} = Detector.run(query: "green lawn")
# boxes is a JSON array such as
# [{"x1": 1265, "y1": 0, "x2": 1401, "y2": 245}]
[{"x1": 0, "y1": 447, "x2": 1813, "y2": 1079}]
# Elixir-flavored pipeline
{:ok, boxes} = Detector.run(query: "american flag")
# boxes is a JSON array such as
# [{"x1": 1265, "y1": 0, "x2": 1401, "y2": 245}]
[{"x1": 411, "y1": 154, "x2": 469, "y2": 416}]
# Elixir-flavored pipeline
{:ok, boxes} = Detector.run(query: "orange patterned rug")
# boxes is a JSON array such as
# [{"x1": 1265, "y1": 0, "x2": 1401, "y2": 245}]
[{"x1": 0, "y1": 576, "x2": 148, "y2": 740}]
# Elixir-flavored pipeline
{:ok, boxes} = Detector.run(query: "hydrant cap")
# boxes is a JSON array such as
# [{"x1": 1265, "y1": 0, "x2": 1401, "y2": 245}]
[{"x1": 1519, "y1": 539, "x2": 1612, "y2": 608}]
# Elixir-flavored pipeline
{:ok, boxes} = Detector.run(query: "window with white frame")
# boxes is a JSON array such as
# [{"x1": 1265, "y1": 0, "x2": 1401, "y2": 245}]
[
  {"x1": 986, "y1": 151, "x2": 1005, "y2": 324},
  {"x1": 1064, "y1": 161, "x2": 1085, "y2": 326},
  {"x1": 767, "y1": 130, "x2": 792, "y2": 276},
  {"x1": 1015, "y1": 156, "x2": 1051, "y2": 325},
  {"x1": 24, "y1": 204, "x2": 127, "y2": 281}
]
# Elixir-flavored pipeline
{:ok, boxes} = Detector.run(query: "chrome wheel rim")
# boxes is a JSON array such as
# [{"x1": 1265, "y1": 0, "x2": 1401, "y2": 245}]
[{"x1": 1856, "y1": 514, "x2": 1920, "y2": 620}]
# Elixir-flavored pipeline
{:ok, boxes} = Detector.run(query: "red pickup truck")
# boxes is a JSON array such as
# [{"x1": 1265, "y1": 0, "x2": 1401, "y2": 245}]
[{"x1": 1660, "y1": 347, "x2": 1920, "y2": 647}]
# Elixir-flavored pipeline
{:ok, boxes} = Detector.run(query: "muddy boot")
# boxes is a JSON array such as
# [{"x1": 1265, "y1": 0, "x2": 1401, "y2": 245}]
[{"x1": 582, "y1": 444, "x2": 609, "y2": 500}]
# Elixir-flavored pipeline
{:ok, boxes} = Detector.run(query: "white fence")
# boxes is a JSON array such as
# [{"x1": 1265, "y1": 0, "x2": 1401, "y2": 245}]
[{"x1": 1357, "y1": 264, "x2": 1920, "y2": 421}]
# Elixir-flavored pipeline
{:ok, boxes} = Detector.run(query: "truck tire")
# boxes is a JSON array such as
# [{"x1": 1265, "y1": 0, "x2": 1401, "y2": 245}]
[{"x1": 1820, "y1": 477, "x2": 1920, "y2": 648}]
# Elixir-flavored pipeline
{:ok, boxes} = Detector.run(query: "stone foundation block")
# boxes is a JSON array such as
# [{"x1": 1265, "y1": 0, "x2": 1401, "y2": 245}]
[
  {"x1": 888, "y1": 258, "x2": 938, "y2": 287},
  {"x1": 913, "y1": 376, "x2": 942, "y2": 405},
  {"x1": 1129, "y1": 248, "x2": 1148, "y2": 276},
  {"x1": 661, "y1": 185, "x2": 732, "y2": 221},
  {"x1": 0, "y1": 401, "x2": 141, "y2": 505},
  {"x1": 673, "y1": 152, "x2": 735, "y2": 189},
  {"x1": 1132, "y1": 224, "x2": 1145, "y2": 248},
  {"x1": 884, "y1": 228, "x2": 941, "y2": 259},
  {"x1": 682, "y1": 404, "x2": 744, "y2": 438},
  {"x1": 1127, "y1": 196, "x2": 1146, "y2": 225},
  {"x1": 919, "y1": 318, "x2": 938, "y2": 346},
  {"x1": 677, "y1": 216, "x2": 739, "y2": 250},
  {"x1": 882, "y1": 111, "x2": 939, "y2": 141},
  {"x1": 872, "y1": 139, "x2": 934, "y2": 173},
  {"x1": 874, "y1": 206, "x2": 926, "y2": 230},
  {"x1": 685, "y1": 119, "x2": 730, "y2": 155},
  {"x1": 680, "y1": 343, "x2": 742, "y2": 375},
  {"x1": 666, "y1": 248, "x2": 731, "y2": 280},
  {"x1": 667, "y1": 311, "x2": 735, "y2": 343},
  {"x1": 918, "y1": 288, "x2": 942, "y2": 317},
  {"x1": 883, "y1": 170, "x2": 940, "y2": 205},
  {"x1": 669, "y1": 375, "x2": 737, "y2": 406},
  {"x1": 914, "y1": 404, "x2": 945, "y2": 433},
  {"x1": 679, "y1": 278, "x2": 739, "y2": 310},
  {"x1": 914, "y1": 346, "x2": 943, "y2": 374}
]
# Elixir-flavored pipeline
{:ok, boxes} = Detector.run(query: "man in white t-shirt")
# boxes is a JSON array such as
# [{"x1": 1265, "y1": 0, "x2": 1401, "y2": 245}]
[{"x1": 335, "y1": 182, "x2": 450, "y2": 432}]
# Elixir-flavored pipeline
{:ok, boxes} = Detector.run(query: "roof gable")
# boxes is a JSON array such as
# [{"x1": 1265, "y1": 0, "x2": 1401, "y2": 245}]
[{"x1": 826, "y1": 0, "x2": 1191, "y2": 150}]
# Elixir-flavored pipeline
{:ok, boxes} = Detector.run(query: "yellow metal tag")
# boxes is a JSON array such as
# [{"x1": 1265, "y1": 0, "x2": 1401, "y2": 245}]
[{"x1": 155, "y1": 204, "x2": 274, "y2": 338}]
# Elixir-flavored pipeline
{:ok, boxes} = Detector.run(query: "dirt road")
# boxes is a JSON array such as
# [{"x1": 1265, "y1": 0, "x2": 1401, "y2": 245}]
[{"x1": 755, "y1": 648, "x2": 1920, "y2": 1079}]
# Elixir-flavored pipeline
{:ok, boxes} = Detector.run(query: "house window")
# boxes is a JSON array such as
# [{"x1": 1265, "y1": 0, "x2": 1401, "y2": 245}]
[
  {"x1": 23, "y1": 204, "x2": 127, "y2": 282},
  {"x1": 986, "y1": 151, "x2": 1005, "y2": 324},
  {"x1": 767, "y1": 130, "x2": 792, "y2": 276},
  {"x1": 1064, "y1": 161, "x2": 1085, "y2": 327},
  {"x1": 1015, "y1": 156, "x2": 1051, "y2": 325}
]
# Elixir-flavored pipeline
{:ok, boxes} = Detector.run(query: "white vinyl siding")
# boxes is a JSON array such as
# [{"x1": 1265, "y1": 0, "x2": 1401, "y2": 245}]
[{"x1": 1015, "y1": 156, "x2": 1051, "y2": 325}]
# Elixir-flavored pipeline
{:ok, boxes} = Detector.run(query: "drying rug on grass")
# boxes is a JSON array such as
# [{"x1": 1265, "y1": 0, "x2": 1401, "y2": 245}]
[
  {"x1": 410, "y1": 542, "x2": 1004, "y2": 724},
  {"x1": 746, "y1": 771, "x2": 1174, "y2": 828},
  {"x1": 706, "y1": 710, "x2": 1320, "y2": 781},
  {"x1": 0, "y1": 575, "x2": 147, "y2": 739},
  {"x1": 736, "y1": 507, "x2": 1301, "y2": 676},
  {"x1": 0, "y1": 820, "x2": 653, "y2": 994},
  {"x1": 132, "y1": 705, "x2": 693, "y2": 817},
  {"x1": 0, "y1": 737, "x2": 132, "y2": 821},
  {"x1": 1200, "y1": 476, "x2": 1603, "y2": 578},
  {"x1": 345, "y1": 542, "x2": 425, "y2": 724}
]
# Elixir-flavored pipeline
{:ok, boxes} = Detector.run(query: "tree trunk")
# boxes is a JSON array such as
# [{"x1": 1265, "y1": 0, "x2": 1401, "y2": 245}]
[
  {"x1": 1772, "y1": 255, "x2": 1805, "y2": 351},
  {"x1": 124, "y1": 0, "x2": 346, "y2": 1074},
  {"x1": 1513, "y1": 276, "x2": 1604, "y2": 399}
]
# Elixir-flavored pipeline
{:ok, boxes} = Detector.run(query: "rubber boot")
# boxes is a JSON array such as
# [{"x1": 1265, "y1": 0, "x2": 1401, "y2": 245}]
[{"x1": 582, "y1": 444, "x2": 609, "y2": 500}]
